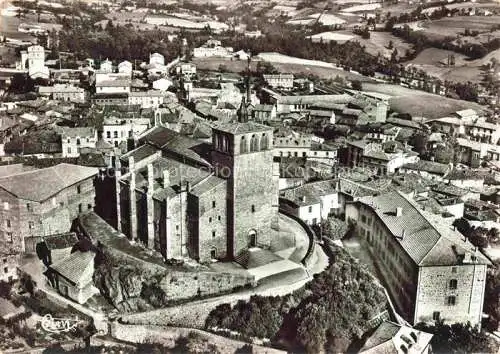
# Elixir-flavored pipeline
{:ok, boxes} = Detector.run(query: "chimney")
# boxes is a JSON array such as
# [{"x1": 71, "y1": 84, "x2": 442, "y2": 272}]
[
  {"x1": 396, "y1": 207, "x2": 403, "y2": 217},
  {"x1": 162, "y1": 169, "x2": 170, "y2": 188},
  {"x1": 300, "y1": 195, "x2": 306, "y2": 202}
]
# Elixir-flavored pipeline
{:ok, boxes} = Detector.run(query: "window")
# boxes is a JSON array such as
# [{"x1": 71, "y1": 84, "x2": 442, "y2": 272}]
[
  {"x1": 6, "y1": 232, "x2": 12, "y2": 243},
  {"x1": 27, "y1": 203, "x2": 32, "y2": 212},
  {"x1": 3, "y1": 267, "x2": 7, "y2": 274},
  {"x1": 251, "y1": 205, "x2": 255, "y2": 213},
  {"x1": 78, "y1": 204, "x2": 82, "y2": 213},
  {"x1": 5, "y1": 220, "x2": 10, "y2": 228},
  {"x1": 447, "y1": 296, "x2": 456, "y2": 306},
  {"x1": 308, "y1": 206, "x2": 313, "y2": 213},
  {"x1": 77, "y1": 185, "x2": 81, "y2": 194},
  {"x1": 3, "y1": 202, "x2": 9, "y2": 210},
  {"x1": 451, "y1": 267, "x2": 457, "y2": 273},
  {"x1": 209, "y1": 217, "x2": 212, "y2": 223},
  {"x1": 106, "y1": 131, "x2": 111, "y2": 138},
  {"x1": 88, "y1": 204, "x2": 92, "y2": 210},
  {"x1": 114, "y1": 131, "x2": 118, "y2": 138},
  {"x1": 449, "y1": 279, "x2": 458, "y2": 290},
  {"x1": 28, "y1": 221, "x2": 34, "y2": 230},
  {"x1": 218, "y1": 215, "x2": 221, "y2": 221},
  {"x1": 212, "y1": 231, "x2": 216, "y2": 238},
  {"x1": 210, "y1": 248, "x2": 217, "y2": 259},
  {"x1": 3, "y1": 259, "x2": 6, "y2": 263},
  {"x1": 176, "y1": 225, "x2": 179, "y2": 231},
  {"x1": 212, "y1": 201, "x2": 216, "y2": 208},
  {"x1": 361, "y1": 215, "x2": 367, "y2": 223},
  {"x1": 67, "y1": 147, "x2": 72, "y2": 154}
]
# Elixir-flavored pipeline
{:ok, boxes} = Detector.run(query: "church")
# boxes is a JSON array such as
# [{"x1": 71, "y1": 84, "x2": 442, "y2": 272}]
[{"x1": 114, "y1": 94, "x2": 280, "y2": 263}]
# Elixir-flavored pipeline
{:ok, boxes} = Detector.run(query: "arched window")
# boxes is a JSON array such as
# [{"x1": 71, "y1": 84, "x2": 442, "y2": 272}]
[
  {"x1": 240, "y1": 136, "x2": 247, "y2": 154},
  {"x1": 260, "y1": 134, "x2": 268, "y2": 150},
  {"x1": 250, "y1": 134, "x2": 259, "y2": 152}
]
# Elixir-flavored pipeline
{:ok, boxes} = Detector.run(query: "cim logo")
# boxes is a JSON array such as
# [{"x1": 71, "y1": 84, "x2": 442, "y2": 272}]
[{"x1": 41, "y1": 314, "x2": 81, "y2": 333}]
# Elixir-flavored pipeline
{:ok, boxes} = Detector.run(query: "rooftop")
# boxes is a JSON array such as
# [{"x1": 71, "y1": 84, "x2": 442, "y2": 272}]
[
  {"x1": 213, "y1": 121, "x2": 272, "y2": 135},
  {"x1": 402, "y1": 160, "x2": 450, "y2": 175},
  {"x1": 360, "y1": 321, "x2": 433, "y2": 354},
  {"x1": 281, "y1": 179, "x2": 338, "y2": 206},
  {"x1": 50, "y1": 250, "x2": 95, "y2": 287},
  {"x1": 0, "y1": 163, "x2": 97, "y2": 202},
  {"x1": 358, "y1": 191, "x2": 490, "y2": 266}
]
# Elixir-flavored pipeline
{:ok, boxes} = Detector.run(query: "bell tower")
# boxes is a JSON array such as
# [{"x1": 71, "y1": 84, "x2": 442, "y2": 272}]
[{"x1": 210, "y1": 120, "x2": 278, "y2": 259}]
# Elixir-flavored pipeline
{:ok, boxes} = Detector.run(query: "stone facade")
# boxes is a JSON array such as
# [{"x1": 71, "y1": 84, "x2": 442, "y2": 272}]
[
  {"x1": 415, "y1": 264, "x2": 487, "y2": 325},
  {"x1": 0, "y1": 170, "x2": 96, "y2": 255}
]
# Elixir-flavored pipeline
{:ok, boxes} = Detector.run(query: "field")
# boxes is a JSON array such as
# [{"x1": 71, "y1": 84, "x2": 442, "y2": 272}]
[
  {"x1": 418, "y1": 16, "x2": 500, "y2": 41},
  {"x1": 348, "y1": 31, "x2": 413, "y2": 59},
  {"x1": 191, "y1": 56, "x2": 376, "y2": 82},
  {"x1": 404, "y1": 47, "x2": 500, "y2": 83},
  {"x1": 362, "y1": 82, "x2": 486, "y2": 118}
]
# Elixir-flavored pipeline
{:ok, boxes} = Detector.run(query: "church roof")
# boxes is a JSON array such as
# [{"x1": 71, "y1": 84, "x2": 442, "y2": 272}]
[{"x1": 213, "y1": 121, "x2": 272, "y2": 135}]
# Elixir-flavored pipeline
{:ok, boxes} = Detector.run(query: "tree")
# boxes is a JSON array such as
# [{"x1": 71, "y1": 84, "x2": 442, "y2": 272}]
[
  {"x1": 387, "y1": 40, "x2": 394, "y2": 50},
  {"x1": 415, "y1": 321, "x2": 498, "y2": 354},
  {"x1": 409, "y1": 132, "x2": 429, "y2": 156},
  {"x1": 351, "y1": 80, "x2": 362, "y2": 91}
]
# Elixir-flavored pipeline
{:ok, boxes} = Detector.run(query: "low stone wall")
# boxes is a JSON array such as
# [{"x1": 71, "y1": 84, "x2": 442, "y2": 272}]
[
  {"x1": 278, "y1": 209, "x2": 316, "y2": 267},
  {"x1": 162, "y1": 271, "x2": 256, "y2": 300},
  {"x1": 120, "y1": 275, "x2": 311, "y2": 328},
  {"x1": 110, "y1": 321, "x2": 285, "y2": 354}
]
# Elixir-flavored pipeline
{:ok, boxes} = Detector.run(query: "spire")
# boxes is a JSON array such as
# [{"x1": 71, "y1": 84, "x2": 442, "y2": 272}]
[
  {"x1": 237, "y1": 95, "x2": 248, "y2": 123},
  {"x1": 246, "y1": 54, "x2": 251, "y2": 104}
]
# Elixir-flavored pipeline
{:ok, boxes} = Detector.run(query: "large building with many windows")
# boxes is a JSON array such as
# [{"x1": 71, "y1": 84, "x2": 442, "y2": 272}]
[
  {"x1": 346, "y1": 191, "x2": 490, "y2": 327},
  {"x1": 0, "y1": 164, "x2": 98, "y2": 256}
]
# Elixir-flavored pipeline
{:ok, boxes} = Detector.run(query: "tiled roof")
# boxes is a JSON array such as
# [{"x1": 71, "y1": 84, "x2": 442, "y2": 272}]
[
  {"x1": 43, "y1": 232, "x2": 78, "y2": 250},
  {"x1": 402, "y1": 160, "x2": 450, "y2": 175},
  {"x1": 358, "y1": 191, "x2": 490, "y2": 266},
  {"x1": 213, "y1": 121, "x2": 272, "y2": 135},
  {"x1": 0, "y1": 163, "x2": 97, "y2": 202},
  {"x1": 96, "y1": 79, "x2": 131, "y2": 87},
  {"x1": 0, "y1": 164, "x2": 37, "y2": 177},
  {"x1": 281, "y1": 179, "x2": 338, "y2": 206},
  {"x1": 189, "y1": 175, "x2": 226, "y2": 196},
  {"x1": 360, "y1": 321, "x2": 433, "y2": 354},
  {"x1": 142, "y1": 127, "x2": 212, "y2": 166},
  {"x1": 59, "y1": 126, "x2": 95, "y2": 138},
  {"x1": 51, "y1": 251, "x2": 95, "y2": 286}
]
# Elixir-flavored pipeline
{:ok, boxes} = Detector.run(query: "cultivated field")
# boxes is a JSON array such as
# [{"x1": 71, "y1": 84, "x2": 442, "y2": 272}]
[
  {"x1": 363, "y1": 82, "x2": 486, "y2": 118},
  {"x1": 349, "y1": 31, "x2": 413, "y2": 59},
  {"x1": 418, "y1": 16, "x2": 500, "y2": 41},
  {"x1": 191, "y1": 56, "x2": 376, "y2": 82}
]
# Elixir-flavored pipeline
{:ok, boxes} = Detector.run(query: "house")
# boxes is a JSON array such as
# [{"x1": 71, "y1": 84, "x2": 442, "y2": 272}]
[
  {"x1": 103, "y1": 117, "x2": 151, "y2": 148},
  {"x1": 38, "y1": 84, "x2": 86, "y2": 103},
  {"x1": 99, "y1": 59, "x2": 113, "y2": 73},
  {"x1": 152, "y1": 78, "x2": 173, "y2": 92},
  {"x1": 174, "y1": 63, "x2": 196, "y2": 79},
  {"x1": 343, "y1": 140, "x2": 419, "y2": 175},
  {"x1": 118, "y1": 60, "x2": 133, "y2": 75},
  {"x1": 359, "y1": 321, "x2": 433, "y2": 354},
  {"x1": 193, "y1": 39, "x2": 233, "y2": 58},
  {"x1": 0, "y1": 163, "x2": 98, "y2": 254},
  {"x1": 442, "y1": 168, "x2": 490, "y2": 190},
  {"x1": 253, "y1": 104, "x2": 277, "y2": 122},
  {"x1": 400, "y1": 160, "x2": 451, "y2": 181},
  {"x1": 149, "y1": 52, "x2": 165, "y2": 66},
  {"x1": 60, "y1": 127, "x2": 98, "y2": 158},
  {"x1": 279, "y1": 180, "x2": 339, "y2": 225},
  {"x1": 273, "y1": 130, "x2": 337, "y2": 165},
  {"x1": 34, "y1": 232, "x2": 79, "y2": 266},
  {"x1": 456, "y1": 138, "x2": 500, "y2": 167},
  {"x1": 263, "y1": 74, "x2": 294, "y2": 89},
  {"x1": 18, "y1": 45, "x2": 49, "y2": 79},
  {"x1": 346, "y1": 191, "x2": 491, "y2": 327},
  {"x1": 128, "y1": 90, "x2": 166, "y2": 109},
  {"x1": 95, "y1": 79, "x2": 131, "y2": 95},
  {"x1": 47, "y1": 250, "x2": 97, "y2": 304}
]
